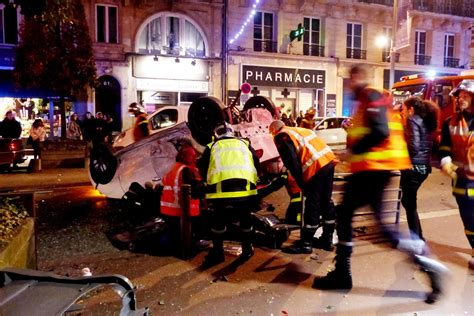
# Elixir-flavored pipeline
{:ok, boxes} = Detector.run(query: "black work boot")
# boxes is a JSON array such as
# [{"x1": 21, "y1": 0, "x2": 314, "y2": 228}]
[
  {"x1": 313, "y1": 223, "x2": 335, "y2": 251},
  {"x1": 283, "y1": 228, "x2": 314, "y2": 254},
  {"x1": 204, "y1": 240, "x2": 225, "y2": 266},
  {"x1": 312, "y1": 255, "x2": 352, "y2": 290},
  {"x1": 240, "y1": 242, "x2": 255, "y2": 261},
  {"x1": 414, "y1": 255, "x2": 449, "y2": 304}
]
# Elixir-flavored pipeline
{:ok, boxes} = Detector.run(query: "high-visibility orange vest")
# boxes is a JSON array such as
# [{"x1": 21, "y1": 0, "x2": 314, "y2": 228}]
[
  {"x1": 347, "y1": 88, "x2": 412, "y2": 172},
  {"x1": 449, "y1": 114, "x2": 474, "y2": 181},
  {"x1": 160, "y1": 162, "x2": 200, "y2": 217},
  {"x1": 278, "y1": 127, "x2": 336, "y2": 182}
]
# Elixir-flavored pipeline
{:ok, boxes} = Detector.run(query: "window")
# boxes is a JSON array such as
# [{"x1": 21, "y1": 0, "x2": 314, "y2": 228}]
[
  {"x1": 415, "y1": 31, "x2": 426, "y2": 56},
  {"x1": 303, "y1": 17, "x2": 323, "y2": 57},
  {"x1": 137, "y1": 14, "x2": 206, "y2": 57},
  {"x1": 149, "y1": 109, "x2": 178, "y2": 131},
  {"x1": 253, "y1": 11, "x2": 275, "y2": 52},
  {"x1": 96, "y1": 4, "x2": 118, "y2": 43},
  {"x1": 0, "y1": 5, "x2": 18, "y2": 45},
  {"x1": 346, "y1": 23, "x2": 365, "y2": 59},
  {"x1": 443, "y1": 33, "x2": 457, "y2": 67},
  {"x1": 414, "y1": 30, "x2": 429, "y2": 65}
]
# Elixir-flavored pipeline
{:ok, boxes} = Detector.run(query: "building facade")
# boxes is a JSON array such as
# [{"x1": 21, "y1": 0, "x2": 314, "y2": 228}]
[{"x1": 0, "y1": 0, "x2": 473, "y2": 131}]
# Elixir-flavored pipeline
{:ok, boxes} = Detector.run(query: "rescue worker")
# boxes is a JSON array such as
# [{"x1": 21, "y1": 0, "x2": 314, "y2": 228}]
[
  {"x1": 199, "y1": 121, "x2": 260, "y2": 265},
  {"x1": 439, "y1": 79, "x2": 474, "y2": 270},
  {"x1": 160, "y1": 145, "x2": 204, "y2": 253},
  {"x1": 299, "y1": 108, "x2": 316, "y2": 129},
  {"x1": 128, "y1": 102, "x2": 149, "y2": 142},
  {"x1": 312, "y1": 65, "x2": 448, "y2": 304},
  {"x1": 269, "y1": 120, "x2": 337, "y2": 253}
]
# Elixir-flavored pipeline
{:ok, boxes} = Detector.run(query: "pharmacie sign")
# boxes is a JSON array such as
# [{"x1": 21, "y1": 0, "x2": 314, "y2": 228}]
[{"x1": 242, "y1": 65, "x2": 325, "y2": 89}]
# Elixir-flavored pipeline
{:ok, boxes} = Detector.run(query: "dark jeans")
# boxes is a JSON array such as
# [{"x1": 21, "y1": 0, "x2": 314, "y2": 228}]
[
  {"x1": 336, "y1": 170, "x2": 398, "y2": 256},
  {"x1": 32, "y1": 140, "x2": 41, "y2": 159},
  {"x1": 302, "y1": 162, "x2": 335, "y2": 229},
  {"x1": 400, "y1": 168, "x2": 429, "y2": 240}
]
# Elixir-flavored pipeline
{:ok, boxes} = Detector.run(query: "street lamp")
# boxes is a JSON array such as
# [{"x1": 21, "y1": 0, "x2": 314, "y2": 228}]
[{"x1": 389, "y1": 0, "x2": 399, "y2": 89}]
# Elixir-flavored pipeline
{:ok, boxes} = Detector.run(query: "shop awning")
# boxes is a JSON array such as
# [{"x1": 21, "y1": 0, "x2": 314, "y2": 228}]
[{"x1": 0, "y1": 70, "x2": 57, "y2": 98}]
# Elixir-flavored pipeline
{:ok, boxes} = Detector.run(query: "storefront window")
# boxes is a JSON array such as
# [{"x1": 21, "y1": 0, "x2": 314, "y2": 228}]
[{"x1": 137, "y1": 13, "x2": 207, "y2": 57}]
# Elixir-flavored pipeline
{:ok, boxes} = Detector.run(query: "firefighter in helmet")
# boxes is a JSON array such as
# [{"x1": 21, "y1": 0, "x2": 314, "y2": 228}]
[
  {"x1": 128, "y1": 102, "x2": 149, "y2": 142},
  {"x1": 439, "y1": 79, "x2": 474, "y2": 271},
  {"x1": 198, "y1": 121, "x2": 260, "y2": 265}
]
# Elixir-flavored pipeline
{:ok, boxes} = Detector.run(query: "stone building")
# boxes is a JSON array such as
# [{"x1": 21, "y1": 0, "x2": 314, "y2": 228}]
[{"x1": 0, "y1": 0, "x2": 473, "y2": 130}]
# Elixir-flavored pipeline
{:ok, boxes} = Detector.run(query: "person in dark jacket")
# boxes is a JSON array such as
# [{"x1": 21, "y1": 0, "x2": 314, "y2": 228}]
[
  {"x1": 82, "y1": 112, "x2": 95, "y2": 142},
  {"x1": 0, "y1": 110, "x2": 22, "y2": 139},
  {"x1": 400, "y1": 97, "x2": 439, "y2": 241}
]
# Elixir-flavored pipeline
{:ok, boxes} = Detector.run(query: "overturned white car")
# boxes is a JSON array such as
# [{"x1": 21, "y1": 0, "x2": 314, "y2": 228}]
[{"x1": 89, "y1": 96, "x2": 281, "y2": 199}]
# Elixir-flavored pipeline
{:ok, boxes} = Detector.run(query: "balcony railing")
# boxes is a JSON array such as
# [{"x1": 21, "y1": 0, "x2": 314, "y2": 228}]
[
  {"x1": 382, "y1": 51, "x2": 400, "y2": 63},
  {"x1": 444, "y1": 57, "x2": 460, "y2": 68},
  {"x1": 253, "y1": 40, "x2": 278, "y2": 53},
  {"x1": 303, "y1": 44, "x2": 325, "y2": 57},
  {"x1": 414, "y1": 54, "x2": 431, "y2": 65},
  {"x1": 357, "y1": 0, "x2": 474, "y2": 17},
  {"x1": 346, "y1": 48, "x2": 367, "y2": 60}
]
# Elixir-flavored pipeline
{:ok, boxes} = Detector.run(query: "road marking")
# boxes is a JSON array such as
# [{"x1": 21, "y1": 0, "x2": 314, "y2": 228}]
[{"x1": 399, "y1": 208, "x2": 459, "y2": 222}]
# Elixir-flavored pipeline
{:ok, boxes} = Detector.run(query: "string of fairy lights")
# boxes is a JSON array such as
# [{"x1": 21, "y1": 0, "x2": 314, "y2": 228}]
[{"x1": 229, "y1": 0, "x2": 261, "y2": 44}]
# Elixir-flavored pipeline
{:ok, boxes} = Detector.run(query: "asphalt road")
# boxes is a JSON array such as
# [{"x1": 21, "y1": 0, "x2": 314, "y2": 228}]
[{"x1": 29, "y1": 168, "x2": 474, "y2": 315}]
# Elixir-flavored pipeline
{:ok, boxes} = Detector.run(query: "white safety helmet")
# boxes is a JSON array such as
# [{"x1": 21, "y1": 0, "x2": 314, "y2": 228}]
[
  {"x1": 213, "y1": 121, "x2": 234, "y2": 139},
  {"x1": 450, "y1": 79, "x2": 474, "y2": 97},
  {"x1": 128, "y1": 102, "x2": 146, "y2": 116}
]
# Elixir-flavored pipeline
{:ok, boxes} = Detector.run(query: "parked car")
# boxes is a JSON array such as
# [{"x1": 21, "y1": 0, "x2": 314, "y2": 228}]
[
  {"x1": 112, "y1": 105, "x2": 190, "y2": 150},
  {"x1": 0, "y1": 138, "x2": 26, "y2": 171},
  {"x1": 313, "y1": 116, "x2": 349, "y2": 150}
]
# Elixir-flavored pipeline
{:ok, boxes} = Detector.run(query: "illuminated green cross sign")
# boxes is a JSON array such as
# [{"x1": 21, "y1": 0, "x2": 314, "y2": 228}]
[{"x1": 290, "y1": 23, "x2": 305, "y2": 42}]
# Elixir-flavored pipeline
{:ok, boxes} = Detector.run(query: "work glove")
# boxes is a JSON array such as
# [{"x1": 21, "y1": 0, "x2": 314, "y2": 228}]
[{"x1": 440, "y1": 161, "x2": 458, "y2": 179}]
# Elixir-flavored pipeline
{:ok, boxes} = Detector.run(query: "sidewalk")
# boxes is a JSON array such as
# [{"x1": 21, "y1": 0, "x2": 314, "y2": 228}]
[{"x1": 0, "y1": 167, "x2": 91, "y2": 192}]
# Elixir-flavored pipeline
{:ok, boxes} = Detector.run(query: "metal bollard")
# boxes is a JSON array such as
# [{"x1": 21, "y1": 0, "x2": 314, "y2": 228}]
[{"x1": 180, "y1": 184, "x2": 193, "y2": 259}]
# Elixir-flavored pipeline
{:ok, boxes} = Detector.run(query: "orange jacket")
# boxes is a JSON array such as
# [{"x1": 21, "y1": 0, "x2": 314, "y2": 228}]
[
  {"x1": 160, "y1": 162, "x2": 200, "y2": 217},
  {"x1": 449, "y1": 114, "x2": 474, "y2": 180},
  {"x1": 347, "y1": 88, "x2": 411, "y2": 172},
  {"x1": 279, "y1": 126, "x2": 336, "y2": 182}
]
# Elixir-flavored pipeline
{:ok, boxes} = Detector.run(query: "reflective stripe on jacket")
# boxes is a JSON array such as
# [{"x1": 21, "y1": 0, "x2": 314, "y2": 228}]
[
  {"x1": 449, "y1": 114, "x2": 474, "y2": 182},
  {"x1": 160, "y1": 162, "x2": 200, "y2": 217},
  {"x1": 279, "y1": 127, "x2": 335, "y2": 182},
  {"x1": 206, "y1": 138, "x2": 258, "y2": 199},
  {"x1": 347, "y1": 88, "x2": 411, "y2": 172}
]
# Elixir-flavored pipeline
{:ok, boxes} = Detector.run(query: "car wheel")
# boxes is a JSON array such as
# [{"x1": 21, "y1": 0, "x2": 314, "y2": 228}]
[
  {"x1": 188, "y1": 96, "x2": 226, "y2": 146},
  {"x1": 243, "y1": 96, "x2": 277, "y2": 118},
  {"x1": 89, "y1": 143, "x2": 118, "y2": 185}
]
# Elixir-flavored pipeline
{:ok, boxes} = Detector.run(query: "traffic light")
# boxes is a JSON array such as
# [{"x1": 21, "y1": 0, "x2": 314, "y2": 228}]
[{"x1": 289, "y1": 23, "x2": 305, "y2": 42}]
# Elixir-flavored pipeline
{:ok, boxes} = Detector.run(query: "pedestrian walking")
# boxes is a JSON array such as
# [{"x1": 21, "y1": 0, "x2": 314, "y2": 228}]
[
  {"x1": 198, "y1": 122, "x2": 260, "y2": 266},
  {"x1": 269, "y1": 120, "x2": 337, "y2": 252},
  {"x1": 400, "y1": 97, "x2": 439, "y2": 240},
  {"x1": 439, "y1": 79, "x2": 474, "y2": 270},
  {"x1": 312, "y1": 65, "x2": 448, "y2": 304}
]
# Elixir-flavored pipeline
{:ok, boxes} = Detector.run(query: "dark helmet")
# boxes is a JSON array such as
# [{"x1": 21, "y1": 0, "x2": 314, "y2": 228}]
[
  {"x1": 450, "y1": 79, "x2": 474, "y2": 97},
  {"x1": 128, "y1": 102, "x2": 146, "y2": 116},
  {"x1": 213, "y1": 121, "x2": 234, "y2": 139}
]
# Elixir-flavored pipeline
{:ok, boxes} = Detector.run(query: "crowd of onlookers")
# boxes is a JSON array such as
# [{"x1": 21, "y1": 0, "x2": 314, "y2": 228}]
[{"x1": 0, "y1": 109, "x2": 115, "y2": 159}]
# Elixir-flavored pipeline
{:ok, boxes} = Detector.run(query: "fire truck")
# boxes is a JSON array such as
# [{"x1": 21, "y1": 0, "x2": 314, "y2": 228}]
[{"x1": 391, "y1": 70, "x2": 474, "y2": 130}]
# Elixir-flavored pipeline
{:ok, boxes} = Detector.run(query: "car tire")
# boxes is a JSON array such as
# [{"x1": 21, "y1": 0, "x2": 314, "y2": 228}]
[
  {"x1": 188, "y1": 96, "x2": 226, "y2": 146},
  {"x1": 243, "y1": 96, "x2": 277, "y2": 118},
  {"x1": 89, "y1": 143, "x2": 118, "y2": 185}
]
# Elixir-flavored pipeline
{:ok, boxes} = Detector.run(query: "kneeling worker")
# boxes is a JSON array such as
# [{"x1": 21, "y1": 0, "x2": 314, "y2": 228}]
[
  {"x1": 160, "y1": 145, "x2": 204, "y2": 253},
  {"x1": 199, "y1": 122, "x2": 260, "y2": 265},
  {"x1": 269, "y1": 120, "x2": 337, "y2": 253}
]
